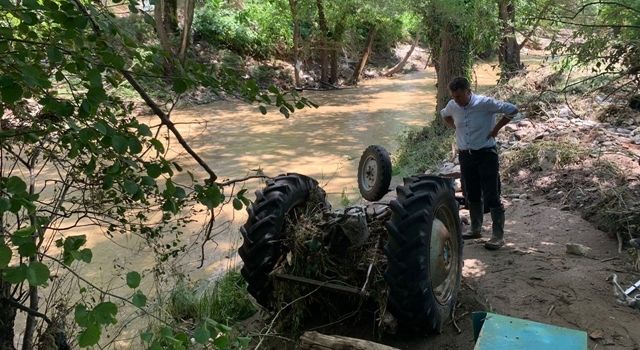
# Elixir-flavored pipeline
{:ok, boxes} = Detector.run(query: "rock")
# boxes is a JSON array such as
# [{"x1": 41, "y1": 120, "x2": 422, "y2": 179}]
[
  {"x1": 633, "y1": 136, "x2": 640, "y2": 145},
  {"x1": 617, "y1": 128, "x2": 632, "y2": 135},
  {"x1": 631, "y1": 127, "x2": 640, "y2": 136},
  {"x1": 566, "y1": 243, "x2": 592, "y2": 256},
  {"x1": 505, "y1": 124, "x2": 518, "y2": 132},
  {"x1": 538, "y1": 149, "x2": 559, "y2": 171},
  {"x1": 519, "y1": 194, "x2": 529, "y2": 200},
  {"x1": 437, "y1": 163, "x2": 460, "y2": 177},
  {"x1": 558, "y1": 106, "x2": 572, "y2": 118},
  {"x1": 589, "y1": 329, "x2": 605, "y2": 340},
  {"x1": 514, "y1": 130, "x2": 529, "y2": 140},
  {"x1": 517, "y1": 120, "x2": 533, "y2": 128},
  {"x1": 343, "y1": 155, "x2": 353, "y2": 160},
  {"x1": 454, "y1": 179, "x2": 462, "y2": 192}
]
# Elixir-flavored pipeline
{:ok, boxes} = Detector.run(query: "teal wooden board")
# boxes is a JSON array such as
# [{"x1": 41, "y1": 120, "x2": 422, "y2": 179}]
[{"x1": 472, "y1": 312, "x2": 587, "y2": 350}]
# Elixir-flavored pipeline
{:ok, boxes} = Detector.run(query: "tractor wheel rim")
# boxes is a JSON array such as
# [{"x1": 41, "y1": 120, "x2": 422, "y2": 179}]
[
  {"x1": 360, "y1": 156, "x2": 378, "y2": 191},
  {"x1": 429, "y1": 206, "x2": 459, "y2": 305}
]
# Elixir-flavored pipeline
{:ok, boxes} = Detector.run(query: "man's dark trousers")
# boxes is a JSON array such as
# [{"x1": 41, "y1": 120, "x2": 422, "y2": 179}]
[{"x1": 459, "y1": 147, "x2": 505, "y2": 239}]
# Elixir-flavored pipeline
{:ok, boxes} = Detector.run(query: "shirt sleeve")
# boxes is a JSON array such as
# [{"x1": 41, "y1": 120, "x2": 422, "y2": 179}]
[
  {"x1": 440, "y1": 100, "x2": 453, "y2": 118},
  {"x1": 485, "y1": 97, "x2": 518, "y2": 118}
]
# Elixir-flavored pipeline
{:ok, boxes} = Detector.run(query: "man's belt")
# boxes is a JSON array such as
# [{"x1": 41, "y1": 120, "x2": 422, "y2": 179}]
[{"x1": 458, "y1": 146, "x2": 497, "y2": 155}]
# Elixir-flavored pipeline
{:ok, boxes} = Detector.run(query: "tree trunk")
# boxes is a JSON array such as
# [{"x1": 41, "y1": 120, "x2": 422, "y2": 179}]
[
  {"x1": 0, "y1": 281, "x2": 16, "y2": 350},
  {"x1": 435, "y1": 22, "x2": 472, "y2": 123},
  {"x1": 316, "y1": 0, "x2": 329, "y2": 84},
  {"x1": 350, "y1": 27, "x2": 376, "y2": 85},
  {"x1": 178, "y1": 0, "x2": 195, "y2": 64},
  {"x1": 165, "y1": 0, "x2": 178, "y2": 34},
  {"x1": 154, "y1": 0, "x2": 174, "y2": 77},
  {"x1": 498, "y1": 0, "x2": 523, "y2": 81},
  {"x1": 289, "y1": 0, "x2": 301, "y2": 87},
  {"x1": 299, "y1": 331, "x2": 400, "y2": 350},
  {"x1": 385, "y1": 32, "x2": 420, "y2": 77},
  {"x1": 329, "y1": 18, "x2": 347, "y2": 84},
  {"x1": 20, "y1": 287, "x2": 38, "y2": 350}
]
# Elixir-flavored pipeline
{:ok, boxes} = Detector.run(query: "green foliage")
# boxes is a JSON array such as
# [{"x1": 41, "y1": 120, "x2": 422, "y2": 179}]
[
  {"x1": 166, "y1": 271, "x2": 256, "y2": 325},
  {"x1": 140, "y1": 271, "x2": 255, "y2": 349},
  {"x1": 394, "y1": 122, "x2": 454, "y2": 176},
  {"x1": 193, "y1": 0, "x2": 292, "y2": 58},
  {"x1": 547, "y1": 0, "x2": 640, "y2": 92}
]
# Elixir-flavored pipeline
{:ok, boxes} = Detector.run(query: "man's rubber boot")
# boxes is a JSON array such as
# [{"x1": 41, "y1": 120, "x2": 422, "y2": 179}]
[
  {"x1": 462, "y1": 201, "x2": 483, "y2": 239},
  {"x1": 485, "y1": 208, "x2": 505, "y2": 250}
]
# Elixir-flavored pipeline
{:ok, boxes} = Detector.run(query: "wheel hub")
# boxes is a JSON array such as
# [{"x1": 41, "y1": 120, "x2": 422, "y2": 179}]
[
  {"x1": 360, "y1": 156, "x2": 378, "y2": 191},
  {"x1": 429, "y1": 213, "x2": 458, "y2": 305}
]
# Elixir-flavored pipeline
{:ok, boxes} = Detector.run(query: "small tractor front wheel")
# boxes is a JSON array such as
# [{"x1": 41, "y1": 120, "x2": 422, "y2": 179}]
[
  {"x1": 357, "y1": 145, "x2": 392, "y2": 202},
  {"x1": 384, "y1": 175, "x2": 462, "y2": 333}
]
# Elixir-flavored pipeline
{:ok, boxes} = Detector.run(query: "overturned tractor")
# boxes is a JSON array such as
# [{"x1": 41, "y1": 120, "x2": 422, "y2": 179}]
[{"x1": 238, "y1": 145, "x2": 462, "y2": 333}]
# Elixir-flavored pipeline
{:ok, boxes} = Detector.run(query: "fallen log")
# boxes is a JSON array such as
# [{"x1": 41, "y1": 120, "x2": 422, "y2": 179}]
[{"x1": 299, "y1": 331, "x2": 400, "y2": 350}]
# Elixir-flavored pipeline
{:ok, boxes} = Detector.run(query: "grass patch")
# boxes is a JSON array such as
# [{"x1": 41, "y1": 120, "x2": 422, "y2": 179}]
[
  {"x1": 166, "y1": 270, "x2": 257, "y2": 326},
  {"x1": 502, "y1": 140, "x2": 588, "y2": 174},
  {"x1": 394, "y1": 123, "x2": 454, "y2": 176}
]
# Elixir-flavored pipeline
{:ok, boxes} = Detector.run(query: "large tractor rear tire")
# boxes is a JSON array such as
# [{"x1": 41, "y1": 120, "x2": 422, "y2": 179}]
[
  {"x1": 238, "y1": 173, "x2": 326, "y2": 308},
  {"x1": 384, "y1": 175, "x2": 462, "y2": 333}
]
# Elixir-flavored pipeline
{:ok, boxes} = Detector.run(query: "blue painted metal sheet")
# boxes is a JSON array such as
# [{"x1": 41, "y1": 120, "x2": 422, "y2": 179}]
[{"x1": 472, "y1": 312, "x2": 588, "y2": 350}]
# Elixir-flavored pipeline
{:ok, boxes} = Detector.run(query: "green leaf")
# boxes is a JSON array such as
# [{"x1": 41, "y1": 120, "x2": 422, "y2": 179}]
[
  {"x1": 145, "y1": 163, "x2": 162, "y2": 178},
  {"x1": 94, "y1": 121, "x2": 108, "y2": 135},
  {"x1": 174, "y1": 187, "x2": 186, "y2": 199},
  {"x1": 237, "y1": 336, "x2": 251, "y2": 347},
  {"x1": 123, "y1": 179, "x2": 139, "y2": 195},
  {"x1": 0, "y1": 77, "x2": 23, "y2": 104},
  {"x1": 26, "y1": 261, "x2": 50, "y2": 286},
  {"x1": 279, "y1": 106, "x2": 290, "y2": 118},
  {"x1": 72, "y1": 249, "x2": 93, "y2": 264},
  {"x1": 93, "y1": 302, "x2": 118, "y2": 325},
  {"x1": 0, "y1": 245, "x2": 12, "y2": 269},
  {"x1": 126, "y1": 271, "x2": 141, "y2": 288},
  {"x1": 18, "y1": 242, "x2": 37, "y2": 257},
  {"x1": 214, "y1": 334, "x2": 230, "y2": 348},
  {"x1": 162, "y1": 198, "x2": 178, "y2": 213},
  {"x1": 11, "y1": 226, "x2": 35, "y2": 246},
  {"x1": 3, "y1": 264, "x2": 27, "y2": 283},
  {"x1": 138, "y1": 124, "x2": 152, "y2": 137},
  {"x1": 193, "y1": 325, "x2": 210, "y2": 345},
  {"x1": 111, "y1": 135, "x2": 129, "y2": 154},
  {"x1": 128, "y1": 138, "x2": 143, "y2": 154},
  {"x1": 6, "y1": 176, "x2": 27, "y2": 194},
  {"x1": 47, "y1": 46, "x2": 64, "y2": 64},
  {"x1": 78, "y1": 324, "x2": 101, "y2": 347},
  {"x1": 74, "y1": 304, "x2": 91, "y2": 327},
  {"x1": 132, "y1": 290, "x2": 147, "y2": 307},
  {"x1": 149, "y1": 139, "x2": 165, "y2": 154},
  {"x1": 268, "y1": 85, "x2": 279, "y2": 94},
  {"x1": 172, "y1": 78, "x2": 187, "y2": 94},
  {"x1": 0, "y1": 197, "x2": 10, "y2": 213},
  {"x1": 141, "y1": 331, "x2": 153, "y2": 343},
  {"x1": 102, "y1": 174, "x2": 114, "y2": 190},
  {"x1": 259, "y1": 105, "x2": 267, "y2": 115},
  {"x1": 233, "y1": 198, "x2": 243, "y2": 210}
]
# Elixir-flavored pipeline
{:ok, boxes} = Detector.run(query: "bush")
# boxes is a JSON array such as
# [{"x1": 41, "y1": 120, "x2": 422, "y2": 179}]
[
  {"x1": 193, "y1": 0, "x2": 292, "y2": 59},
  {"x1": 394, "y1": 123, "x2": 455, "y2": 176},
  {"x1": 166, "y1": 270, "x2": 257, "y2": 325}
]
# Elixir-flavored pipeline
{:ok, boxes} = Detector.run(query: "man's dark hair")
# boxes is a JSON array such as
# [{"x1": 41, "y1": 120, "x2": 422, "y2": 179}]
[{"x1": 448, "y1": 77, "x2": 470, "y2": 92}]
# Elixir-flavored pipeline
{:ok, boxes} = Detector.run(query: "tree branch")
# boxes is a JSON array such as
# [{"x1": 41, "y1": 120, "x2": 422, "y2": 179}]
[
  {"x1": 70, "y1": 0, "x2": 218, "y2": 182},
  {"x1": 2, "y1": 297, "x2": 51, "y2": 324}
]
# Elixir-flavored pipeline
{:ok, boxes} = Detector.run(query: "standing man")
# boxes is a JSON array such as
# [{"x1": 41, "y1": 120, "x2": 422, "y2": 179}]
[{"x1": 440, "y1": 77, "x2": 518, "y2": 250}]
